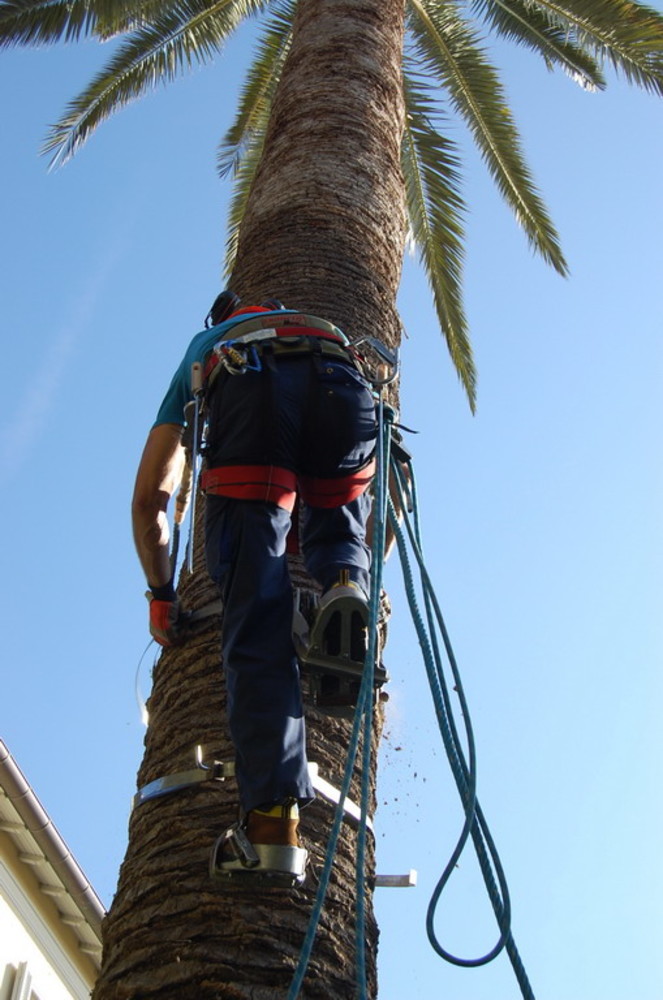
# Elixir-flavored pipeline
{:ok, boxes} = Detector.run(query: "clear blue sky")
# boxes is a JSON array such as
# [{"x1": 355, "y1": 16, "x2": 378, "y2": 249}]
[{"x1": 1, "y1": 17, "x2": 661, "y2": 1000}]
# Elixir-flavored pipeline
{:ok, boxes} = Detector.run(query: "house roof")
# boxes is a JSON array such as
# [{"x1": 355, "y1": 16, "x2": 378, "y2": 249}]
[{"x1": 0, "y1": 739, "x2": 105, "y2": 969}]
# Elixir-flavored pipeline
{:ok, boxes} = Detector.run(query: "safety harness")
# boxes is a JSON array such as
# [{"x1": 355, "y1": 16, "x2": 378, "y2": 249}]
[
  {"x1": 177, "y1": 309, "x2": 397, "y2": 550},
  {"x1": 197, "y1": 309, "x2": 381, "y2": 513}
]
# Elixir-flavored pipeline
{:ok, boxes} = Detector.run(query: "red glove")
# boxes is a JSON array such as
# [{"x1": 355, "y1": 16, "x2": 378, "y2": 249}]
[{"x1": 147, "y1": 595, "x2": 183, "y2": 647}]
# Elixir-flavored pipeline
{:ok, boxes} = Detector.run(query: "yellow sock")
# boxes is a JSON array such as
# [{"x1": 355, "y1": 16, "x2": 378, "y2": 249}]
[{"x1": 253, "y1": 801, "x2": 299, "y2": 820}]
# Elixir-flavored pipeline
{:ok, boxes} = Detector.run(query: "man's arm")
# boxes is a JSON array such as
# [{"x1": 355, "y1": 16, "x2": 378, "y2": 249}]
[{"x1": 132, "y1": 423, "x2": 186, "y2": 589}]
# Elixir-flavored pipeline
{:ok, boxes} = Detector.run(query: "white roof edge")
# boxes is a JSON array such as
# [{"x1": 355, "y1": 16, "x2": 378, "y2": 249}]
[{"x1": 0, "y1": 738, "x2": 105, "y2": 941}]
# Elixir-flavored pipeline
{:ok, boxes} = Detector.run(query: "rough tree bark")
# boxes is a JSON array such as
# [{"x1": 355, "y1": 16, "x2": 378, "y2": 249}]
[{"x1": 93, "y1": 1, "x2": 407, "y2": 996}]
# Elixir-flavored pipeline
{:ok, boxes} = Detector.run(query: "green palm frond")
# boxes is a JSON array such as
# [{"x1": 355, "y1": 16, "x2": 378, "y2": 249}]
[
  {"x1": 217, "y1": 0, "x2": 294, "y2": 180},
  {"x1": 223, "y1": 122, "x2": 268, "y2": 278},
  {"x1": 470, "y1": 0, "x2": 605, "y2": 90},
  {"x1": 534, "y1": 0, "x2": 663, "y2": 95},
  {"x1": 408, "y1": 0, "x2": 568, "y2": 277},
  {"x1": 0, "y1": 0, "x2": 102, "y2": 46},
  {"x1": 9, "y1": 0, "x2": 662, "y2": 401},
  {"x1": 402, "y1": 69, "x2": 475, "y2": 409},
  {"x1": 42, "y1": 0, "x2": 270, "y2": 167},
  {"x1": 93, "y1": 0, "x2": 191, "y2": 42},
  {"x1": 0, "y1": 0, "x2": 175, "y2": 46}
]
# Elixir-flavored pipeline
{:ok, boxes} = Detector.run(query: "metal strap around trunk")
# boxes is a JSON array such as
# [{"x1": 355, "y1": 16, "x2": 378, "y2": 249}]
[
  {"x1": 133, "y1": 759, "x2": 234, "y2": 808},
  {"x1": 133, "y1": 751, "x2": 372, "y2": 831}
]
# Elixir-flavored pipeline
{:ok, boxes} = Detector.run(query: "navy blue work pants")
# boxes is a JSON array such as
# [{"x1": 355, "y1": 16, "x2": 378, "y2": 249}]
[{"x1": 204, "y1": 355, "x2": 376, "y2": 813}]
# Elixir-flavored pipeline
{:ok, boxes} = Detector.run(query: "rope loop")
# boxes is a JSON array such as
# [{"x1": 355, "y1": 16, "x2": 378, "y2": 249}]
[
  {"x1": 288, "y1": 405, "x2": 535, "y2": 1000},
  {"x1": 388, "y1": 458, "x2": 535, "y2": 998}
]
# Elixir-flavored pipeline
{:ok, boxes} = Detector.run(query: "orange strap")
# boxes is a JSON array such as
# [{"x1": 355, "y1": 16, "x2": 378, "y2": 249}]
[
  {"x1": 297, "y1": 459, "x2": 376, "y2": 508},
  {"x1": 201, "y1": 464, "x2": 298, "y2": 513},
  {"x1": 202, "y1": 459, "x2": 375, "y2": 512}
]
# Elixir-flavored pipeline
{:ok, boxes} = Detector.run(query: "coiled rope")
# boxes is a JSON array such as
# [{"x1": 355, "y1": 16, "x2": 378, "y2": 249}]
[
  {"x1": 288, "y1": 409, "x2": 535, "y2": 1000},
  {"x1": 388, "y1": 456, "x2": 535, "y2": 997}
]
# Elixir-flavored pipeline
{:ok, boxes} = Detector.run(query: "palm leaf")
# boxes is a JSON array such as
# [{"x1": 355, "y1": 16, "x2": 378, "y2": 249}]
[
  {"x1": 217, "y1": 0, "x2": 294, "y2": 180},
  {"x1": 223, "y1": 120, "x2": 268, "y2": 277},
  {"x1": 0, "y1": 0, "x2": 174, "y2": 46},
  {"x1": 402, "y1": 69, "x2": 476, "y2": 409},
  {"x1": 470, "y1": 0, "x2": 605, "y2": 90},
  {"x1": 42, "y1": 0, "x2": 270, "y2": 167},
  {"x1": 408, "y1": 0, "x2": 568, "y2": 276},
  {"x1": 0, "y1": 0, "x2": 102, "y2": 46},
  {"x1": 533, "y1": 0, "x2": 663, "y2": 95},
  {"x1": 93, "y1": 0, "x2": 193, "y2": 42}
]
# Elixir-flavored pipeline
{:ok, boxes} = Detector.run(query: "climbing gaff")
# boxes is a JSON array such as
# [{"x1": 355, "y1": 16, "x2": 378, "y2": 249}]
[{"x1": 186, "y1": 361, "x2": 204, "y2": 574}]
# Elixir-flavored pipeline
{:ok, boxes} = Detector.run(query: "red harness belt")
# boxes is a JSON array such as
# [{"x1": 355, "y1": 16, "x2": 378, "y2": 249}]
[
  {"x1": 201, "y1": 464, "x2": 299, "y2": 512},
  {"x1": 298, "y1": 460, "x2": 376, "y2": 508},
  {"x1": 201, "y1": 460, "x2": 376, "y2": 512}
]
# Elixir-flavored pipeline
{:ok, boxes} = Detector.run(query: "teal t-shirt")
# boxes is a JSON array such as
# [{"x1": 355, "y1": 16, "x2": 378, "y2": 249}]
[{"x1": 153, "y1": 310, "x2": 295, "y2": 427}]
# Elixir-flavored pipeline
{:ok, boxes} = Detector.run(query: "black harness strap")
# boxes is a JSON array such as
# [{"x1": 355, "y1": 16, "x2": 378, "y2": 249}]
[{"x1": 260, "y1": 341, "x2": 280, "y2": 462}]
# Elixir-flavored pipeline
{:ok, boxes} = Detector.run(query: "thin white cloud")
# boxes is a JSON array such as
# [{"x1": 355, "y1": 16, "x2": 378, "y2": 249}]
[{"x1": 0, "y1": 245, "x2": 122, "y2": 487}]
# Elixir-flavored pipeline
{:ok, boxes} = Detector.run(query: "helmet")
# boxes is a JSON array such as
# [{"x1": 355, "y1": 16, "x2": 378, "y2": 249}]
[
  {"x1": 260, "y1": 298, "x2": 285, "y2": 311},
  {"x1": 205, "y1": 290, "x2": 241, "y2": 329}
]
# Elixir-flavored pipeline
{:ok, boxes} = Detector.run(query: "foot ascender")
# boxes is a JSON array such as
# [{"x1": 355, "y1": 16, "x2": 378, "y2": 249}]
[
  {"x1": 210, "y1": 823, "x2": 308, "y2": 888},
  {"x1": 298, "y1": 580, "x2": 386, "y2": 685}
]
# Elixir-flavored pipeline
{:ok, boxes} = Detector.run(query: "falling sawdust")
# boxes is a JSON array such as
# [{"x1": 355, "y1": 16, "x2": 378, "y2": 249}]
[{"x1": 377, "y1": 692, "x2": 441, "y2": 832}]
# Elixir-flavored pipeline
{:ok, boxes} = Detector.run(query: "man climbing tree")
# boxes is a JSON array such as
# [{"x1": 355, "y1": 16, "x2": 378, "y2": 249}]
[
  {"x1": 3, "y1": 0, "x2": 663, "y2": 995},
  {"x1": 132, "y1": 292, "x2": 377, "y2": 886}
]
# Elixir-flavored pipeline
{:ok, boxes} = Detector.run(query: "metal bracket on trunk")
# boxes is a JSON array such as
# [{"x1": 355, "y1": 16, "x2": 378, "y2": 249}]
[
  {"x1": 132, "y1": 748, "x2": 372, "y2": 831},
  {"x1": 373, "y1": 870, "x2": 418, "y2": 888},
  {"x1": 133, "y1": 748, "x2": 415, "y2": 888},
  {"x1": 133, "y1": 747, "x2": 234, "y2": 809}
]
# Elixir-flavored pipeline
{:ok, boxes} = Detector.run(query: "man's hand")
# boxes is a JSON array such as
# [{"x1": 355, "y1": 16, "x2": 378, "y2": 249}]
[{"x1": 147, "y1": 594, "x2": 183, "y2": 647}]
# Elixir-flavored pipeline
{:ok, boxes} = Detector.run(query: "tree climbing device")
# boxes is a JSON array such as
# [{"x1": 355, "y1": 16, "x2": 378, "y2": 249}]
[
  {"x1": 210, "y1": 818, "x2": 308, "y2": 889},
  {"x1": 138, "y1": 304, "x2": 536, "y2": 999}
]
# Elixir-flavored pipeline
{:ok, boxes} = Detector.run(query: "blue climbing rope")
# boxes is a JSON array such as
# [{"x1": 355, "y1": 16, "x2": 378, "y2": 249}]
[
  {"x1": 388, "y1": 457, "x2": 535, "y2": 998},
  {"x1": 355, "y1": 397, "x2": 393, "y2": 990},
  {"x1": 288, "y1": 409, "x2": 535, "y2": 1000},
  {"x1": 287, "y1": 397, "x2": 392, "y2": 1000}
]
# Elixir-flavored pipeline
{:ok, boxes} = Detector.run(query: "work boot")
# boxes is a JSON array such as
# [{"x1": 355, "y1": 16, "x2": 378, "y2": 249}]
[
  {"x1": 246, "y1": 800, "x2": 301, "y2": 846},
  {"x1": 210, "y1": 799, "x2": 307, "y2": 887}
]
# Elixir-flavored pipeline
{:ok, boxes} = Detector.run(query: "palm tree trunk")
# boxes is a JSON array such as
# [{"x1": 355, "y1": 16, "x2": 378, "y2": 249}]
[
  {"x1": 93, "y1": 1, "x2": 407, "y2": 997},
  {"x1": 231, "y1": 0, "x2": 407, "y2": 342}
]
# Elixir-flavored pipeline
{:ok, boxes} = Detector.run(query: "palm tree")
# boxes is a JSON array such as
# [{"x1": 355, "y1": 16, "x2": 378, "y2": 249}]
[
  {"x1": 2, "y1": 0, "x2": 662, "y2": 996},
  {"x1": 8, "y1": 0, "x2": 663, "y2": 408}
]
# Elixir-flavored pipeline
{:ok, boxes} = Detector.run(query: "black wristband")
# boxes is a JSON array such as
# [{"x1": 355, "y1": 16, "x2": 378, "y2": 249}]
[{"x1": 149, "y1": 581, "x2": 177, "y2": 602}]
